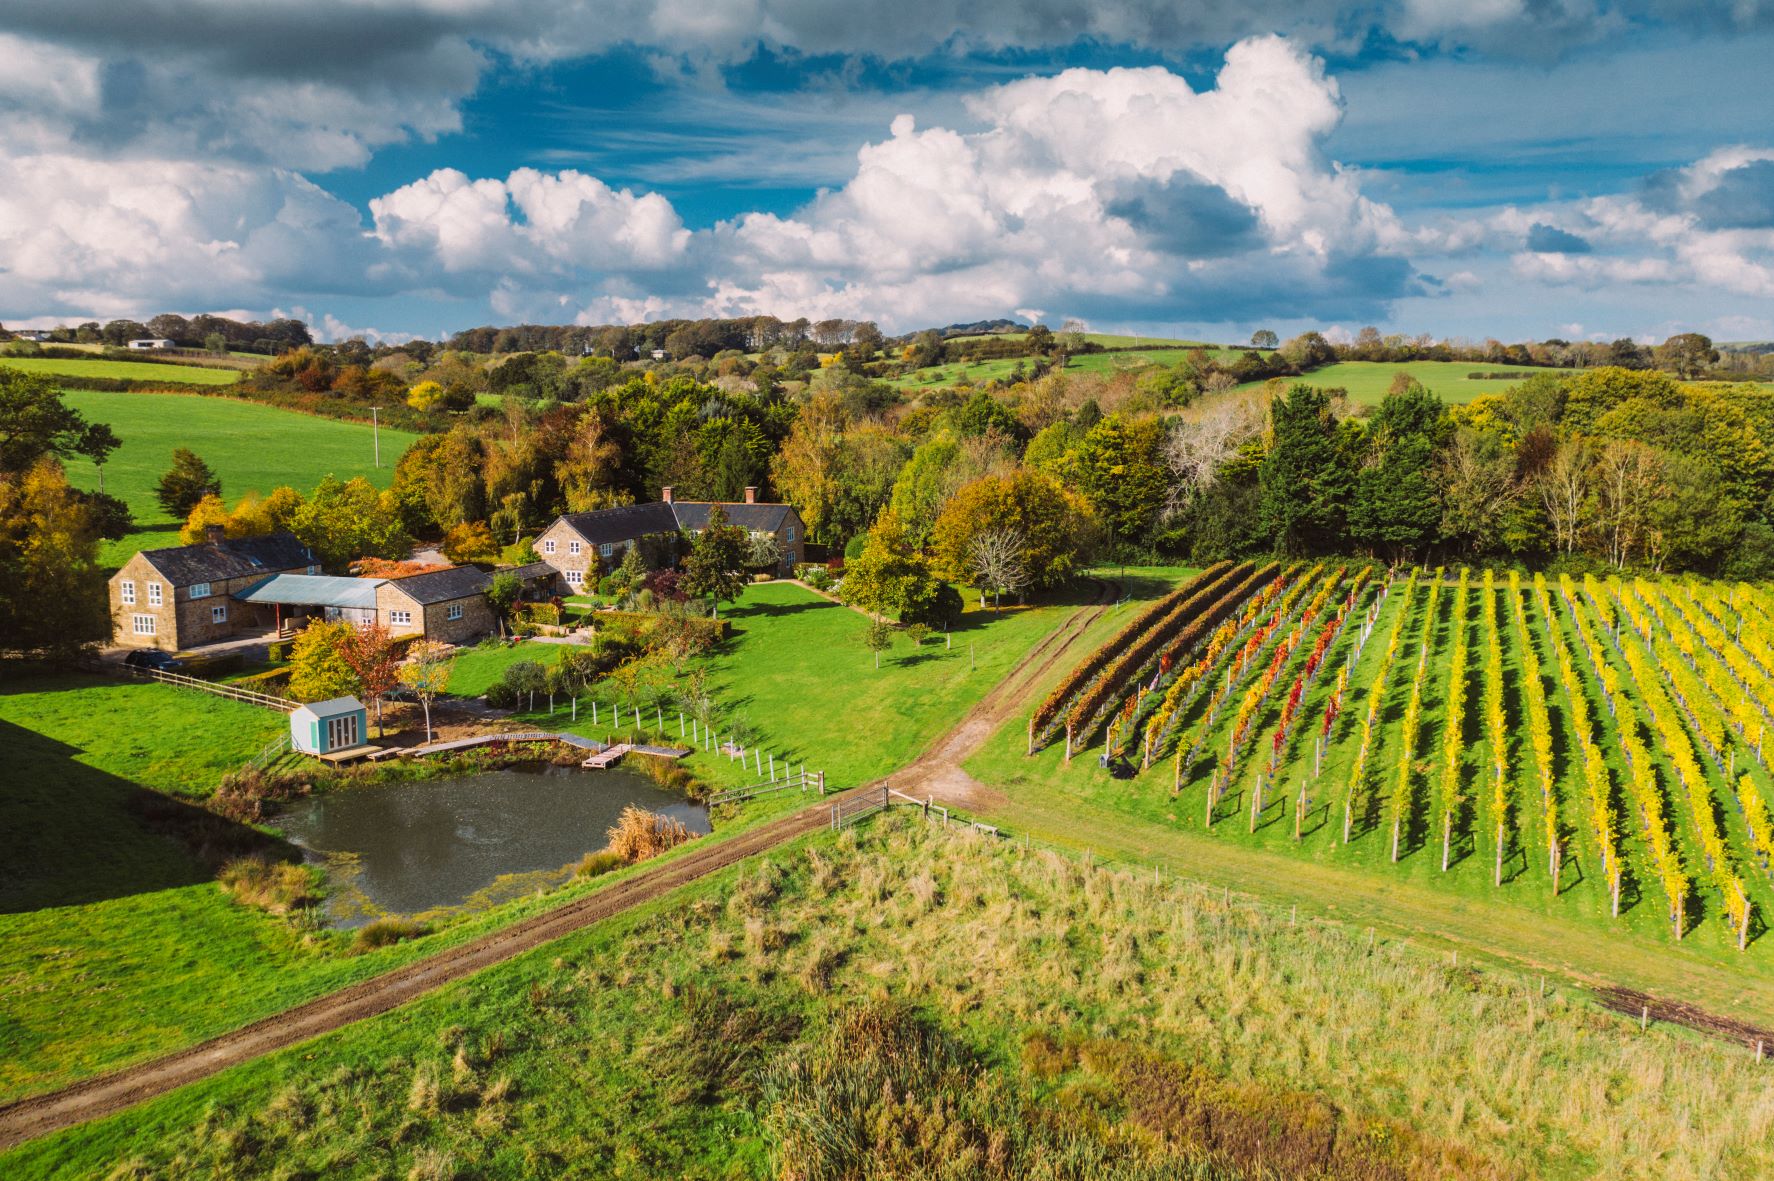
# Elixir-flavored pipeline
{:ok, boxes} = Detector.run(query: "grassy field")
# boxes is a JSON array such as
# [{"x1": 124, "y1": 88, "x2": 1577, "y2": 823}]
[
  {"x1": 483, "y1": 580, "x2": 1116, "y2": 792},
  {"x1": 56, "y1": 391, "x2": 418, "y2": 566},
  {"x1": 444, "y1": 640, "x2": 566, "y2": 697},
  {"x1": 10, "y1": 815, "x2": 1770, "y2": 1180},
  {"x1": 963, "y1": 565, "x2": 1774, "y2": 1024},
  {"x1": 0, "y1": 357, "x2": 241, "y2": 385},
  {"x1": 1236, "y1": 360, "x2": 1560, "y2": 406}
]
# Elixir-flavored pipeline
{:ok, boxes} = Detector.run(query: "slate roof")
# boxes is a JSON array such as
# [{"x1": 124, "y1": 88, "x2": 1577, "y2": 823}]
[
  {"x1": 555, "y1": 501, "x2": 681, "y2": 546},
  {"x1": 502, "y1": 561, "x2": 560, "y2": 582},
  {"x1": 382, "y1": 565, "x2": 493, "y2": 605},
  {"x1": 138, "y1": 531, "x2": 315, "y2": 587},
  {"x1": 236, "y1": 573, "x2": 382, "y2": 609},
  {"x1": 669, "y1": 501, "x2": 796, "y2": 533}
]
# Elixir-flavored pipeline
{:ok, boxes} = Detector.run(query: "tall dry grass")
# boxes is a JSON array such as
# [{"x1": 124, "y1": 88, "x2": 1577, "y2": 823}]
[{"x1": 605, "y1": 804, "x2": 694, "y2": 863}]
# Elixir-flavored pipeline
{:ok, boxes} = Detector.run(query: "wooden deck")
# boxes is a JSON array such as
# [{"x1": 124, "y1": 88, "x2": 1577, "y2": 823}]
[
  {"x1": 315, "y1": 744, "x2": 385, "y2": 764},
  {"x1": 582, "y1": 743, "x2": 633, "y2": 769}
]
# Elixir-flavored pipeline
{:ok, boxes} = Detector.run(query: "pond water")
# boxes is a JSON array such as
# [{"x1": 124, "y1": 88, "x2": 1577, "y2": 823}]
[{"x1": 277, "y1": 763, "x2": 709, "y2": 924}]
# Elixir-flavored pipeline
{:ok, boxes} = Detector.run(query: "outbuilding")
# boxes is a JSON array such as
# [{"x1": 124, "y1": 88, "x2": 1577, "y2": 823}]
[{"x1": 290, "y1": 696, "x2": 369, "y2": 756}]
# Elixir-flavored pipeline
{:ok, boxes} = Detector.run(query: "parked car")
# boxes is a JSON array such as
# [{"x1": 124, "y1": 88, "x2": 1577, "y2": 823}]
[{"x1": 123, "y1": 649, "x2": 183, "y2": 672}]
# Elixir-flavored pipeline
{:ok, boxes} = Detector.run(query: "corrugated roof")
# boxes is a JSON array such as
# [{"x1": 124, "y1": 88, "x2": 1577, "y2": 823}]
[
  {"x1": 555, "y1": 501, "x2": 680, "y2": 546},
  {"x1": 671, "y1": 501, "x2": 794, "y2": 533},
  {"x1": 139, "y1": 531, "x2": 315, "y2": 586},
  {"x1": 235, "y1": 573, "x2": 383, "y2": 609},
  {"x1": 383, "y1": 565, "x2": 492, "y2": 605}
]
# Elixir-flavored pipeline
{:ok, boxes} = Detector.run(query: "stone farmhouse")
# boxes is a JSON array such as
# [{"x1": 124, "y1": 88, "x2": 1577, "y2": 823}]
[
  {"x1": 535, "y1": 486, "x2": 805, "y2": 590},
  {"x1": 108, "y1": 528, "x2": 499, "y2": 651}
]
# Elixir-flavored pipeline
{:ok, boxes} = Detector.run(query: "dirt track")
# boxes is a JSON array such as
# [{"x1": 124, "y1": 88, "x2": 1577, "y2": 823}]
[{"x1": 0, "y1": 581, "x2": 1117, "y2": 1151}]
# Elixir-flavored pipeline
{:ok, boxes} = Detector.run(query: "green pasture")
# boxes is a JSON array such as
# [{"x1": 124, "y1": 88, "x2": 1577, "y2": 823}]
[
  {"x1": 0, "y1": 356, "x2": 241, "y2": 385},
  {"x1": 57, "y1": 391, "x2": 418, "y2": 566},
  {"x1": 1236, "y1": 360, "x2": 1562, "y2": 406}
]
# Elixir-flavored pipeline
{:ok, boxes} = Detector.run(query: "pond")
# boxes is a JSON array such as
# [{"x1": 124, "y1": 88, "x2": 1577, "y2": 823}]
[{"x1": 277, "y1": 763, "x2": 710, "y2": 925}]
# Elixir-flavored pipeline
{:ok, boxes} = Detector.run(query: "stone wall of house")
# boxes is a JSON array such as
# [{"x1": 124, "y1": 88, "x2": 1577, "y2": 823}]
[
  {"x1": 536, "y1": 520, "x2": 601, "y2": 592},
  {"x1": 108, "y1": 559, "x2": 270, "y2": 650},
  {"x1": 421, "y1": 595, "x2": 497, "y2": 644}
]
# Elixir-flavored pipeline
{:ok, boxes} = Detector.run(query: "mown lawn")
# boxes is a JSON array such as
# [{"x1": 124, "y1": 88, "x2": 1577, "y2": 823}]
[
  {"x1": 0, "y1": 356, "x2": 241, "y2": 385},
  {"x1": 9, "y1": 816, "x2": 1766, "y2": 1181},
  {"x1": 490, "y1": 580, "x2": 1117, "y2": 793},
  {"x1": 1235, "y1": 360, "x2": 1563, "y2": 406},
  {"x1": 56, "y1": 391, "x2": 418, "y2": 567},
  {"x1": 444, "y1": 640, "x2": 565, "y2": 697}
]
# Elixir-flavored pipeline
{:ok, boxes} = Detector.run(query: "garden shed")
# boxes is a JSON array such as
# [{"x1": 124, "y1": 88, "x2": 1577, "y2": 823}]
[{"x1": 290, "y1": 696, "x2": 368, "y2": 756}]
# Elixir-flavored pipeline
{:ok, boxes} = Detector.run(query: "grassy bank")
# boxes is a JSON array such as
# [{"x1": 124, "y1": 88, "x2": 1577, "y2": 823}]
[
  {"x1": 1236, "y1": 360, "x2": 1560, "y2": 406},
  {"x1": 9, "y1": 815, "x2": 1769, "y2": 1179},
  {"x1": 1, "y1": 357, "x2": 241, "y2": 385}
]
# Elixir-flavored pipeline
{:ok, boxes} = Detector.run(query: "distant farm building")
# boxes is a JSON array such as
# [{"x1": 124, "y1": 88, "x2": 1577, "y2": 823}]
[
  {"x1": 127, "y1": 338, "x2": 175, "y2": 350},
  {"x1": 536, "y1": 486, "x2": 806, "y2": 587}
]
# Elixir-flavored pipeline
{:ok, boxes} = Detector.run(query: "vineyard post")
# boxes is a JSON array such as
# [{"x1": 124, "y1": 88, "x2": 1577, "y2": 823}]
[
  {"x1": 1391, "y1": 814, "x2": 1401, "y2": 862},
  {"x1": 1064, "y1": 723, "x2": 1073, "y2": 763},
  {"x1": 1495, "y1": 822, "x2": 1504, "y2": 887},
  {"x1": 592, "y1": 700, "x2": 599, "y2": 725},
  {"x1": 1205, "y1": 773, "x2": 1216, "y2": 826},
  {"x1": 1343, "y1": 795, "x2": 1353, "y2": 844},
  {"x1": 1551, "y1": 839, "x2": 1561, "y2": 895},
  {"x1": 1739, "y1": 886, "x2": 1751, "y2": 951},
  {"x1": 1295, "y1": 779, "x2": 1306, "y2": 841},
  {"x1": 1250, "y1": 771, "x2": 1262, "y2": 832},
  {"x1": 1442, "y1": 812, "x2": 1451, "y2": 872},
  {"x1": 1314, "y1": 735, "x2": 1322, "y2": 779}
]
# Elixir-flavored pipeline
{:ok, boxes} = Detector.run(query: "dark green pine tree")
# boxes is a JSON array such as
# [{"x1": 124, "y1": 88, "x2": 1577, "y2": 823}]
[
  {"x1": 1258, "y1": 385, "x2": 1355, "y2": 555},
  {"x1": 1350, "y1": 381, "x2": 1449, "y2": 561}
]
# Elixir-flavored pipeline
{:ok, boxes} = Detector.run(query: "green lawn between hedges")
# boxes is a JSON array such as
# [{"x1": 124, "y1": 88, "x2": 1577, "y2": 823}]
[
  {"x1": 1234, "y1": 359, "x2": 1560, "y2": 407},
  {"x1": 0, "y1": 356, "x2": 242, "y2": 385},
  {"x1": 55, "y1": 390, "x2": 417, "y2": 567}
]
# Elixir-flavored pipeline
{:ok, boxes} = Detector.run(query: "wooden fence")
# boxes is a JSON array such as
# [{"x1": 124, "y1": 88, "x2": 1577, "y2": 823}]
[
  {"x1": 709, "y1": 768, "x2": 826, "y2": 805},
  {"x1": 103, "y1": 663, "x2": 296, "y2": 711}
]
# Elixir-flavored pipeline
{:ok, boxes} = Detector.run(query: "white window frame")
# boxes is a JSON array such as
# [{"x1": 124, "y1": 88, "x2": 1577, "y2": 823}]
[
  {"x1": 210, "y1": 604, "x2": 228, "y2": 624},
  {"x1": 446, "y1": 603, "x2": 464, "y2": 621},
  {"x1": 543, "y1": 539, "x2": 557, "y2": 554},
  {"x1": 132, "y1": 614, "x2": 156, "y2": 636},
  {"x1": 786, "y1": 526, "x2": 797, "y2": 544},
  {"x1": 569, "y1": 540, "x2": 582, "y2": 555},
  {"x1": 564, "y1": 569, "x2": 583, "y2": 586},
  {"x1": 389, "y1": 609, "x2": 413, "y2": 626},
  {"x1": 147, "y1": 582, "x2": 163, "y2": 607},
  {"x1": 599, "y1": 542, "x2": 614, "y2": 558},
  {"x1": 120, "y1": 580, "x2": 136, "y2": 605},
  {"x1": 189, "y1": 581, "x2": 211, "y2": 599}
]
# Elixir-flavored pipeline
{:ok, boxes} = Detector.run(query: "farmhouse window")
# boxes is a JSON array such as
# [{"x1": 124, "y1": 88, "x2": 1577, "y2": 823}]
[
  {"x1": 569, "y1": 540, "x2": 582, "y2": 555},
  {"x1": 599, "y1": 542, "x2": 614, "y2": 557},
  {"x1": 147, "y1": 583, "x2": 163, "y2": 607},
  {"x1": 447, "y1": 603, "x2": 464, "y2": 621},
  {"x1": 211, "y1": 604, "x2": 228, "y2": 624},
  {"x1": 190, "y1": 582, "x2": 211, "y2": 599},
  {"x1": 564, "y1": 569, "x2": 583, "y2": 586},
  {"x1": 786, "y1": 526, "x2": 797, "y2": 543},
  {"x1": 389, "y1": 610, "x2": 412, "y2": 626},
  {"x1": 544, "y1": 539, "x2": 556, "y2": 554},
  {"x1": 120, "y1": 580, "x2": 136, "y2": 605},
  {"x1": 132, "y1": 615, "x2": 156, "y2": 636}
]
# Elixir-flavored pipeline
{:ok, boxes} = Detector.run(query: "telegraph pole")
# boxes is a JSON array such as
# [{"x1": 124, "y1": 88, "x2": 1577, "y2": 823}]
[{"x1": 371, "y1": 406, "x2": 382, "y2": 468}]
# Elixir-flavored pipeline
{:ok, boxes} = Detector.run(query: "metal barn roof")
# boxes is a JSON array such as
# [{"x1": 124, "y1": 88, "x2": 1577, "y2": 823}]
[{"x1": 235, "y1": 573, "x2": 383, "y2": 609}]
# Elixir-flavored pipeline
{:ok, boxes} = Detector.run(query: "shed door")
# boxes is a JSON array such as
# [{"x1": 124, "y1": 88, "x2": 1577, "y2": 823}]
[{"x1": 326, "y1": 714, "x2": 359, "y2": 750}]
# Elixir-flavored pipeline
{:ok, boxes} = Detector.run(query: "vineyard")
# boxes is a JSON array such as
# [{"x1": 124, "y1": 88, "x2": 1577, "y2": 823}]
[{"x1": 1030, "y1": 563, "x2": 1774, "y2": 953}]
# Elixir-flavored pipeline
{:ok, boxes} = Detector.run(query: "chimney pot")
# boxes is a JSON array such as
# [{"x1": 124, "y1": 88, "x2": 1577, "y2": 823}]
[
  {"x1": 661, "y1": 485, "x2": 673, "y2": 504},
  {"x1": 744, "y1": 485, "x2": 757, "y2": 505},
  {"x1": 205, "y1": 524, "x2": 227, "y2": 544}
]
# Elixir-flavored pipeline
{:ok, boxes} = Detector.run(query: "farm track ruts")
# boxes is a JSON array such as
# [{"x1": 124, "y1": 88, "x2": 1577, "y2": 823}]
[{"x1": 0, "y1": 578, "x2": 1119, "y2": 1151}]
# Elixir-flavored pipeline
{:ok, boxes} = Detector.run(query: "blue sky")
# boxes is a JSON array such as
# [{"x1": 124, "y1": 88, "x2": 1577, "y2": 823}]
[{"x1": 2, "y1": 2, "x2": 1773, "y2": 344}]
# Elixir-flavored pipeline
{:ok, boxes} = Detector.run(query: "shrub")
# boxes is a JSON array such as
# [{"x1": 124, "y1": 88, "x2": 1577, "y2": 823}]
[
  {"x1": 267, "y1": 639, "x2": 292, "y2": 663},
  {"x1": 351, "y1": 916, "x2": 431, "y2": 953},
  {"x1": 573, "y1": 850, "x2": 625, "y2": 879},
  {"x1": 605, "y1": 805, "x2": 694, "y2": 863},
  {"x1": 798, "y1": 564, "x2": 835, "y2": 591},
  {"x1": 483, "y1": 681, "x2": 518, "y2": 709},
  {"x1": 230, "y1": 667, "x2": 292, "y2": 695},
  {"x1": 218, "y1": 855, "x2": 317, "y2": 916}
]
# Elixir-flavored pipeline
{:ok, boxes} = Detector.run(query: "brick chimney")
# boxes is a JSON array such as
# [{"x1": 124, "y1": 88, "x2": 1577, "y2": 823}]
[
  {"x1": 660, "y1": 485, "x2": 673, "y2": 504},
  {"x1": 205, "y1": 524, "x2": 227, "y2": 545},
  {"x1": 743, "y1": 486, "x2": 757, "y2": 505}
]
